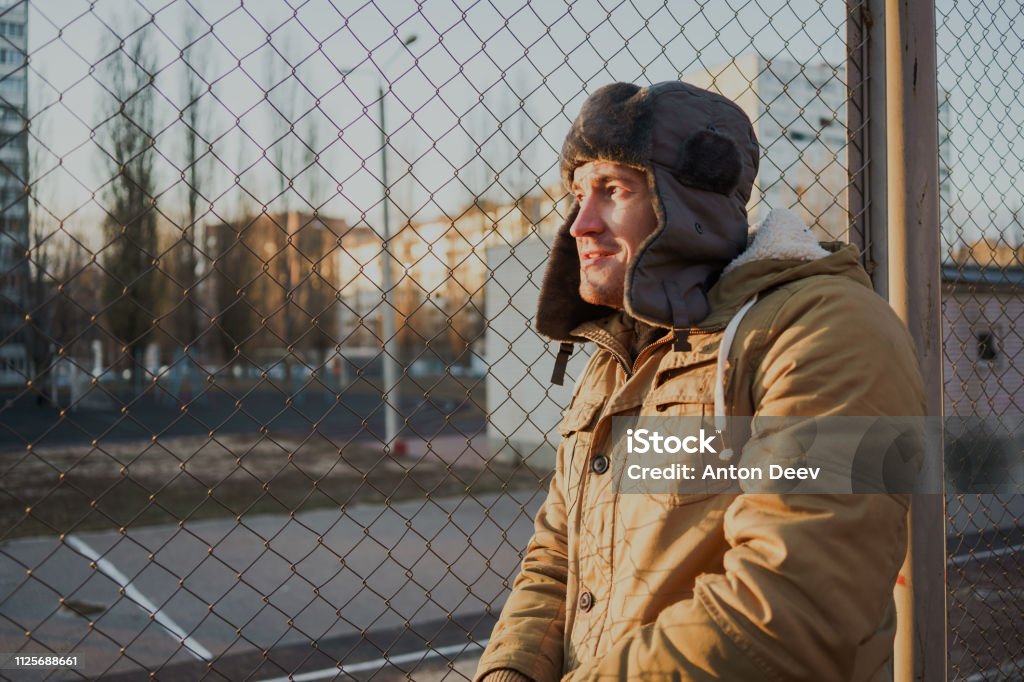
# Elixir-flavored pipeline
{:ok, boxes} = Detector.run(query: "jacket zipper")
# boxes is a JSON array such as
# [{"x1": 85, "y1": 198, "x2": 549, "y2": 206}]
[
  {"x1": 578, "y1": 323, "x2": 727, "y2": 378},
  {"x1": 628, "y1": 337, "x2": 672, "y2": 376},
  {"x1": 626, "y1": 325, "x2": 726, "y2": 376}
]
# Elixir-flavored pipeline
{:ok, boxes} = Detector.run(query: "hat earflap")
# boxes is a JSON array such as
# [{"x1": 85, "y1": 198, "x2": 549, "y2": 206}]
[{"x1": 672, "y1": 128, "x2": 742, "y2": 196}]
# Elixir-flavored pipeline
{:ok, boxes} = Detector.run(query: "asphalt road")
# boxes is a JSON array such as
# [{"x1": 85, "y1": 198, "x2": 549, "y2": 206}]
[
  {"x1": 0, "y1": 492, "x2": 1021, "y2": 680},
  {"x1": 0, "y1": 490, "x2": 543, "y2": 680}
]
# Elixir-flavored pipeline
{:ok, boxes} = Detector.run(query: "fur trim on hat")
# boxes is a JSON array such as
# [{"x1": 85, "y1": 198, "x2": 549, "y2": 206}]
[{"x1": 559, "y1": 83, "x2": 655, "y2": 187}]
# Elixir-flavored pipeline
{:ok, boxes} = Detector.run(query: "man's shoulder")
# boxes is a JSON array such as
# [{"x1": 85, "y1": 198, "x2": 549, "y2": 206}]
[
  {"x1": 737, "y1": 271, "x2": 926, "y2": 416},
  {"x1": 748, "y1": 271, "x2": 906, "y2": 339}
]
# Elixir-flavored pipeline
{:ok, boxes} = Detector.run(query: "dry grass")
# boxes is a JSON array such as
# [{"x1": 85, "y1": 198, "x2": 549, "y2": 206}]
[{"x1": 0, "y1": 432, "x2": 547, "y2": 539}]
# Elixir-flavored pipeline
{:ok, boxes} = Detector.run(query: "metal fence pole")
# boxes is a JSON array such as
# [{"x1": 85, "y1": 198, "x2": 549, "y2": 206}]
[
  {"x1": 847, "y1": 0, "x2": 889, "y2": 297},
  {"x1": 881, "y1": 0, "x2": 948, "y2": 679},
  {"x1": 378, "y1": 82, "x2": 402, "y2": 453},
  {"x1": 342, "y1": 48, "x2": 414, "y2": 455}
]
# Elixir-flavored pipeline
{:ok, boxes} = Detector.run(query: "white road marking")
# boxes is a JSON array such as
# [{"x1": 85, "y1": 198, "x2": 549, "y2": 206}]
[
  {"x1": 258, "y1": 639, "x2": 489, "y2": 682},
  {"x1": 64, "y1": 534, "x2": 213, "y2": 661}
]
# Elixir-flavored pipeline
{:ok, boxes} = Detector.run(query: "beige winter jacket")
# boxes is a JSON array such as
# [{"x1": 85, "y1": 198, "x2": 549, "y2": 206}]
[{"x1": 475, "y1": 211, "x2": 926, "y2": 681}]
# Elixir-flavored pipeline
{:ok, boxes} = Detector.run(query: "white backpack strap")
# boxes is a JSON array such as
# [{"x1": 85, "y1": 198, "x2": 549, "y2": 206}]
[{"x1": 714, "y1": 294, "x2": 758, "y2": 460}]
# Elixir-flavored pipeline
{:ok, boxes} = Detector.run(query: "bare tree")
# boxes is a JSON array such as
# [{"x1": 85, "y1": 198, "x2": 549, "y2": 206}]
[
  {"x1": 24, "y1": 230, "x2": 88, "y2": 405},
  {"x1": 21, "y1": 69, "x2": 51, "y2": 402},
  {"x1": 470, "y1": 66, "x2": 539, "y2": 215},
  {"x1": 265, "y1": 39, "x2": 298, "y2": 212},
  {"x1": 300, "y1": 108, "x2": 322, "y2": 208},
  {"x1": 21, "y1": 69, "x2": 92, "y2": 405},
  {"x1": 170, "y1": 18, "x2": 211, "y2": 360},
  {"x1": 98, "y1": 29, "x2": 159, "y2": 396},
  {"x1": 296, "y1": 115, "x2": 341, "y2": 366}
]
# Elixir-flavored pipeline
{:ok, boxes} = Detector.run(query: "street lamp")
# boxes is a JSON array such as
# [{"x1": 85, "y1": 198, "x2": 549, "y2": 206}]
[{"x1": 340, "y1": 34, "x2": 417, "y2": 455}]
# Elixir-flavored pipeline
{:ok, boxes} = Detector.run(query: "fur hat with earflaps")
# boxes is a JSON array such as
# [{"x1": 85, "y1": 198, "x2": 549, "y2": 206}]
[{"x1": 536, "y1": 81, "x2": 760, "y2": 382}]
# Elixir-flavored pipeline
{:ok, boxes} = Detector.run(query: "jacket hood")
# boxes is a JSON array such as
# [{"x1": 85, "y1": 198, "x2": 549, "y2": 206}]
[
  {"x1": 536, "y1": 81, "x2": 761, "y2": 344},
  {"x1": 701, "y1": 207, "x2": 870, "y2": 327}
]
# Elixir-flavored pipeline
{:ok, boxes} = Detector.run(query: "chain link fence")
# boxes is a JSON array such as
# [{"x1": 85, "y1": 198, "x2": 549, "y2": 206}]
[
  {"x1": 936, "y1": 0, "x2": 1024, "y2": 679},
  {"x1": 0, "y1": 0, "x2": 1016, "y2": 679}
]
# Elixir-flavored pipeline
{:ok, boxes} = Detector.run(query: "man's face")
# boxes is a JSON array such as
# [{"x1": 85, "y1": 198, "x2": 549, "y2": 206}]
[{"x1": 570, "y1": 161, "x2": 657, "y2": 309}]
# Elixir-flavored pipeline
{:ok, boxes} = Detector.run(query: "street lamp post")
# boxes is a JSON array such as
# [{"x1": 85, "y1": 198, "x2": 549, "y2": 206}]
[
  {"x1": 341, "y1": 36, "x2": 416, "y2": 455},
  {"x1": 376, "y1": 79, "x2": 401, "y2": 455}
]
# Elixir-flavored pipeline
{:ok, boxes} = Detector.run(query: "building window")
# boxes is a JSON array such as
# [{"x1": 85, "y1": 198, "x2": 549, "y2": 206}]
[
  {"x1": 0, "y1": 48, "x2": 23, "y2": 64},
  {"x1": 0, "y1": 22, "x2": 25, "y2": 38},
  {"x1": 977, "y1": 331, "x2": 998, "y2": 361}
]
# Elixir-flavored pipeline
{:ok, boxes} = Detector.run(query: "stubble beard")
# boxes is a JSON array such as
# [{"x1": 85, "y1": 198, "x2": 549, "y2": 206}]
[{"x1": 579, "y1": 268, "x2": 624, "y2": 309}]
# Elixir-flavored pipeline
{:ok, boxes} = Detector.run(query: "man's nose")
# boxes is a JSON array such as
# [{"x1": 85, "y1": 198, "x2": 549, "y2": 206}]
[{"x1": 569, "y1": 194, "x2": 604, "y2": 238}]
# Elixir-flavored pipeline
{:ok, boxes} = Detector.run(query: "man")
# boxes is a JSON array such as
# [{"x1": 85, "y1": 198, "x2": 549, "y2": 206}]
[{"x1": 474, "y1": 81, "x2": 925, "y2": 681}]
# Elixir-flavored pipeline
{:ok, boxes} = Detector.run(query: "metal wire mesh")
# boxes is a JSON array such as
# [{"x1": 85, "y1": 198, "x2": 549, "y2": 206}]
[
  {"x1": 0, "y1": 0, "x2": 1002, "y2": 679},
  {"x1": 936, "y1": 1, "x2": 1024, "y2": 679}
]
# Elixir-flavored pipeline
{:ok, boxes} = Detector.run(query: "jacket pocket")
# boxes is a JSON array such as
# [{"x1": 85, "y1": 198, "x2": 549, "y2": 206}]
[
  {"x1": 557, "y1": 397, "x2": 604, "y2": 508},
  {"x1": 623, "y1": 477, "x2": 737, "y2": 509},
  {"x1": 635, "y1": 363, "x2": 733, "y2": 505},
  {"x1": 643, "y1": 362, "x2": 717, "y2": 417},
  {"x1": 557, "y1": 397, "x2": 604, "y2": 437}
]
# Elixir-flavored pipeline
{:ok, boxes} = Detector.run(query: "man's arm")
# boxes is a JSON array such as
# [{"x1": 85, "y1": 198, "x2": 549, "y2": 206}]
[
  {"x1": 473, "y1": 439, "x2": 572, "y2": 682},
  {"x1": 561, "y1": 279, "x2": 926, "y2": 681}
]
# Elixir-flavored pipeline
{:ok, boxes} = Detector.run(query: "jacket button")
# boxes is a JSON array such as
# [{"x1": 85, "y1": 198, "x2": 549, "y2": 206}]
[
  {"x1": 590, "y1": 454, "x2": 609, "y2": 475},
  {"x1": 579, "y1": 591, "x2": 594, "y2": 612}
]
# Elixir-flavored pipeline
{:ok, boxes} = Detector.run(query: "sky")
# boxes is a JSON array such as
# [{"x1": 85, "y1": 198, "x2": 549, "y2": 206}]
[
  {"x1": 22, "y1": 0, "x2": 848, "y2": 243},
  {"x1": 16, "y1": 0, "x2": 1024, "y2": 248}
]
